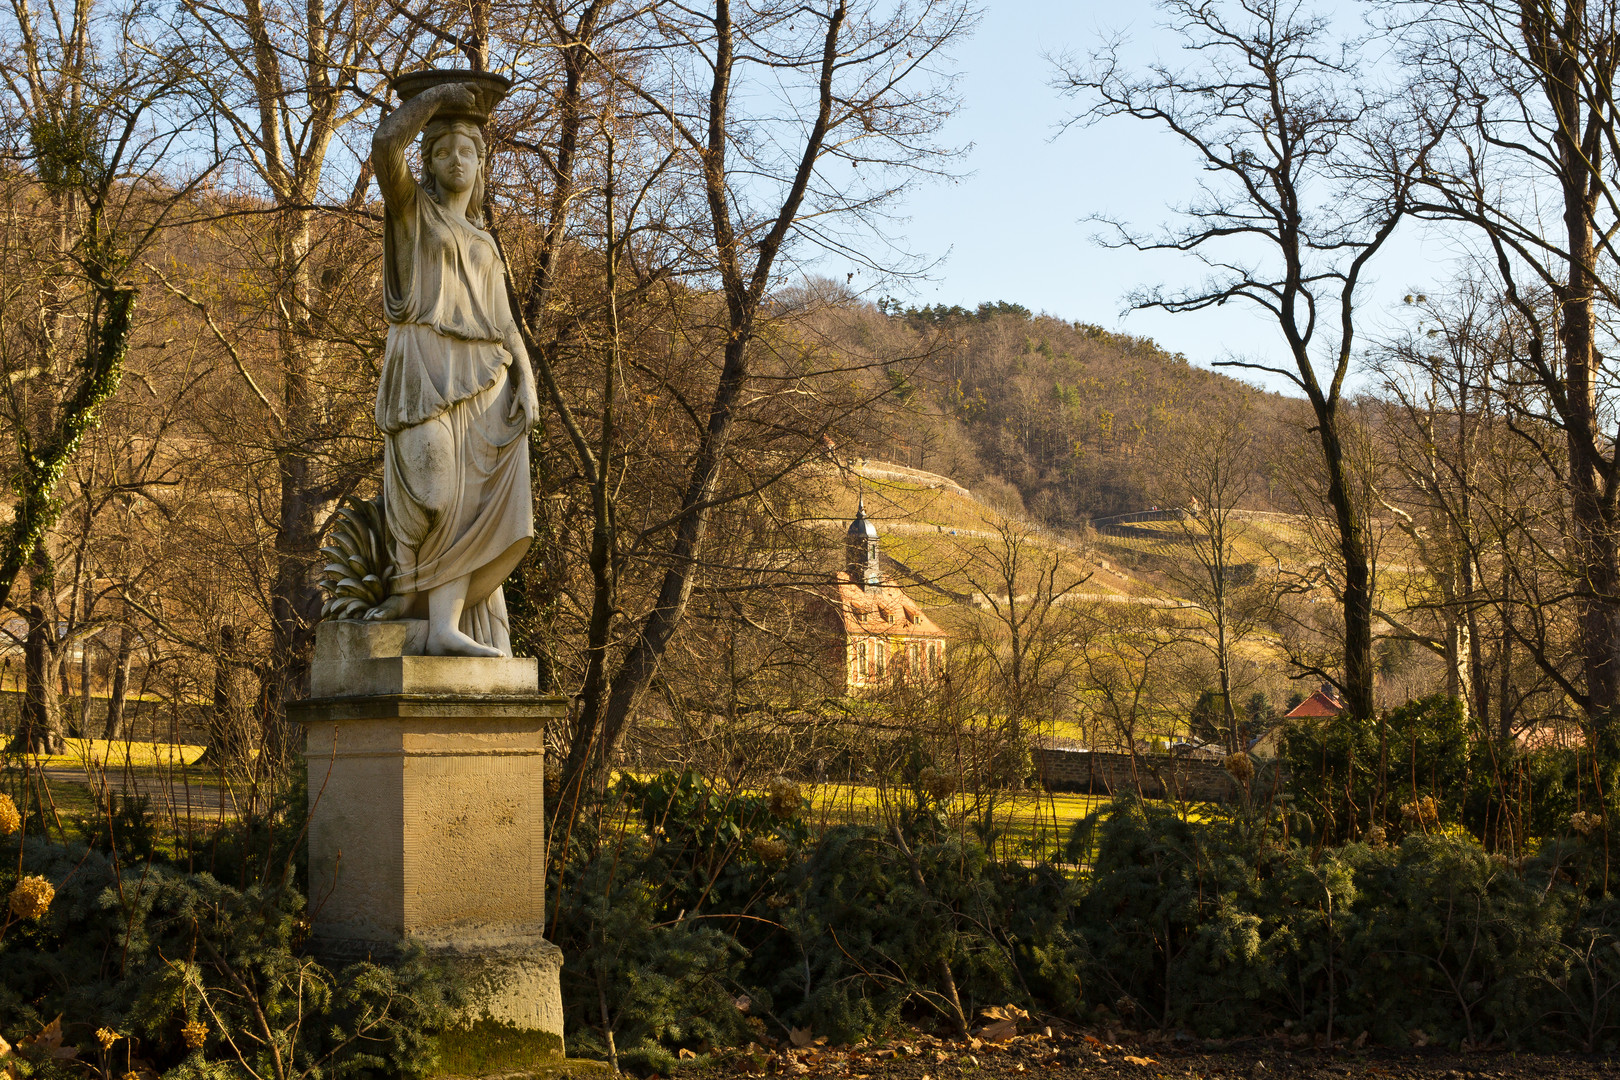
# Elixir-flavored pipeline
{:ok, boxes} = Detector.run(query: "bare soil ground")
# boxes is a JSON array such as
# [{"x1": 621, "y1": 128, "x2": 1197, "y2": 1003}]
[{"x1": 690, "y1": 1027, "x2": 1620, "y2": 1080}]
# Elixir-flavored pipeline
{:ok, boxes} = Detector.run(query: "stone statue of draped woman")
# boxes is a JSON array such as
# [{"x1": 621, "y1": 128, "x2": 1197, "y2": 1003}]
[{"x1": 366, "y1": 78, "x2": 539, "y2": 657}]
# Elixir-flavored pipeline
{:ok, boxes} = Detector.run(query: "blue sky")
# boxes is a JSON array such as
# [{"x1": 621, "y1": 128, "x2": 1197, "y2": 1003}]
[{"x1": 873, "y1": 0, "x2": 1458, "y2": 397}]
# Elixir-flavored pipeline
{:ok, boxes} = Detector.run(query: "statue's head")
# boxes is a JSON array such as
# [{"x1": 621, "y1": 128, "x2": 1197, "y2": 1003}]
[{"x1": 421, "y1": 117, "x2": 487, "y2": 225}]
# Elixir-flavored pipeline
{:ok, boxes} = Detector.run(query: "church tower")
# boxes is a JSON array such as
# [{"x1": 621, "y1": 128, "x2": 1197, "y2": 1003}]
[
  {"x1": 846, "y1": 496, "x2": 882, "y2": 590},
  {"x1": 827, "y1": 492, "x2": 947, "y2": 693}
]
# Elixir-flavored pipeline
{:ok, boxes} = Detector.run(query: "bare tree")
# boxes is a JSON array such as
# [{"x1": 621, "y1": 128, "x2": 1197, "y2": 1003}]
[
  {"x1": 1377, "y1": 283, "x2": 1590, "y2": 740},
  {"x1": 166, "y1": 0, "x2": 412, "y2": 750},
  {"x1": 0, "y1": 0, "x2": 211, "y2": 750},
  {"x1": 959, "y1": 517, "x2": 1090, "y2": 752},
  {"x1": 1146, "y1": 401, "x2": 1281, "y2": 747},
  {"x1": 531, "y1": 0, "x2": 975, "y2": 815},
  {"x1": 1392, "y1": 0, "x2": 1620, "y2": 731},
  {"x1": 1057, "y1": 0, "x2": 1446, "y2": 720}
]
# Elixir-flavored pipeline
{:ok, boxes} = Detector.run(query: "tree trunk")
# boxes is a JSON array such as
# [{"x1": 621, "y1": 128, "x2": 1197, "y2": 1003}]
[
  {"x1": 204, "y1": 624, "x2": 242, "y2": 765},
  {"x1": 1498, "y1": 555, "x2": 1515, "y2": 743},
  {"x1": 77, "y1": 633, "x2": 90, "y2": 738},
  {"x1": 1546, "y1": 32, "x2": 1620, "y2": 726},
  {"x1": 1563, "y1": 282, "x2": 1620, "y2": 723},
  {"x1": 1216, "y1": 610, "x2": 1239, "y2": 749},
  {"x1": 1315, "y1": 408, "x2": 1376, "y2": 719},
  {"x1": 102, "y1": 624, "x2": 133, "y2": 740},
  {"x1": 266, "y1": 214, "x2": 321, "y2": 762},
  {"x1": 15, "y1": 546, "x2": 63, "y2": 754}
]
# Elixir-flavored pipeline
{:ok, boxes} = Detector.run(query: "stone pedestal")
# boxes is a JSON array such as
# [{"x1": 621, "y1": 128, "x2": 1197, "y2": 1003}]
[{"x1": 291, "y1": 620, "x2": 566, "y2": 1047}]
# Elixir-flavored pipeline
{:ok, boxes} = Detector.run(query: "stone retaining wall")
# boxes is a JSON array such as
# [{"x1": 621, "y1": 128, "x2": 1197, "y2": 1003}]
[{"x1": 1034, "y1": 746, "x2": 1282, "y2": 803}]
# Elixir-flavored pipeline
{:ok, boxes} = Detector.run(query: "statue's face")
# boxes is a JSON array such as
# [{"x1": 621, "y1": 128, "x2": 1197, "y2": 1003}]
[{"x1": 428, "y1": 132, "x2": 480, "y2": 195}]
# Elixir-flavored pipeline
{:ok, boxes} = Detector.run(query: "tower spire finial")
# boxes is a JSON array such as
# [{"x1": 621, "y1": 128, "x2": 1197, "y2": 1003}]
[{"x1": 846, "y1": 485, "x2": 881, "y2": 590}]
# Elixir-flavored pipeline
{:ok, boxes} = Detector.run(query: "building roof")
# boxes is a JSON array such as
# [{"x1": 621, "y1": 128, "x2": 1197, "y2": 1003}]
[
  {"x1": 1284, "y1": 690, "x2": 1344, "y2": 719},
  {"x1": 847, "y1": 498, "x2": 879, "y2": 540},
  {"x1": 830, "y1": 571, "x2": 946, "y2": 639}
]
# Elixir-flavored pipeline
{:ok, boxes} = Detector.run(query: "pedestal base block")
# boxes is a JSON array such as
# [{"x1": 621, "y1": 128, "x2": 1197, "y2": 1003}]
[
  {"x1": 450, "y1": 937, "x2": 565, "y2": 1032},
  {"x1": 294, "y1": 621, "x2": 568, "y2": 1052}
]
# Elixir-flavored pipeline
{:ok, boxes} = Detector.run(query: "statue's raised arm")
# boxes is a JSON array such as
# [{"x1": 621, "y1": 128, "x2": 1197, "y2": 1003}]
[
  {"x1": 372, "y1": 83, "x2": 476, "y2": 209},
  {"x1": 361, "y1": 70, "x2": 536, "y2": 658}
]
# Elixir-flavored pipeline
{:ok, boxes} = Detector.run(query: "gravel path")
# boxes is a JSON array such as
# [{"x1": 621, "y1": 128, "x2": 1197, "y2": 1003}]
[{"x1": 39, "y1": 766, "x2": 241, "y2": 818}]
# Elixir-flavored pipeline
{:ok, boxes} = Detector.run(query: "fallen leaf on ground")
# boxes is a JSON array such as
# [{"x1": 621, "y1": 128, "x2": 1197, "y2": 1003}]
[
  {"x1": 1123, "y1": 1055, "x2": 1158, "y2": 1066},
  {"x1": 789, "y1": 1028, "x2": 814, "y2": 1048},
  {"x1": 20, "y1": 1019, "x2": 61, "y2": 1050},
  {"x1": 973, "y1": 1019, "x2": 1017, "y2": 1042},
  {"x1": 19, "y1": 1018, "x2": 77, "y2": 1061},
  {"x1": 678, "y1": 1048, "x2": 696, "y2": 1060}
]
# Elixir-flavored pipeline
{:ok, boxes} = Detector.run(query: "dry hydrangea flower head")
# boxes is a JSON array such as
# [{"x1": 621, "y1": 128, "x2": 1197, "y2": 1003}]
[
  {"x1": 750, "y1": 836, "x2": 789, "y2": 861},
  {"x1": 8, "y1": 875, "x2": 53, "y2": 919},
  {"x1": 95, "y1": 1028, "x2": 118, "y2": 1051},
  {"x1": 181, "y1": 1021, "x2": 207, "y2": 1050},
  {"x1": 767, "y1": 777, "x2": 802, "y2": 819},
  {"x1": 1571, "y1": 810, "x2": 1605, "y2": 836},
  {"x1": 0, "y1": 793, "x2": 19, "y2": 836},
  {"x1": 917, "y1": 765, "x2": 958, "y2": 802},
  {"x1": 1400, "y1": 795, "x2": 1440, "y2": 830},
  {"x1": 1223, "y1": 752, "x2": 1255, "y2": 785}
]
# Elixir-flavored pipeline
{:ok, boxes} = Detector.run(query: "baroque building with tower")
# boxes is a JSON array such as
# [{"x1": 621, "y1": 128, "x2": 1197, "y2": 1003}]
[{"x1": 823, "y1": 498, "x2": 947, "y2": 694}]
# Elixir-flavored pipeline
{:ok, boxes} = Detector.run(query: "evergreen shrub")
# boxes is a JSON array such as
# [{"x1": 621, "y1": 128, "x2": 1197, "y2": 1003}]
[
  {"x1": 0, "y1": 826, "x2": 456, "y2": 1080},
  {"x1": 555, "y1": 774, "x2": 1620, "y2": 1060}
]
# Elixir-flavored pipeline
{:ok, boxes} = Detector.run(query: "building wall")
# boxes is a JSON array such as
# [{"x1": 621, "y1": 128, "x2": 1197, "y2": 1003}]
[{"x1": 845, "y1": 633, "x2": 945, "y2": 692}]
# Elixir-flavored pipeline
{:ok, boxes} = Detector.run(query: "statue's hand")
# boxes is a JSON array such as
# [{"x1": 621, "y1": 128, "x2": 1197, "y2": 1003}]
[
  {"x1": 510, "y1": 364, "x2": 540, "y2": 432},
  {"x1": 434, "y1": 82, "x2": 482, "y2": 115}
]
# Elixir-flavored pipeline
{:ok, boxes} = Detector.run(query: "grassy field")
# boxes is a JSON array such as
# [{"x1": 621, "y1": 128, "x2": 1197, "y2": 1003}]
[
  {"x1": 794, "y1": 780, "x2": 1227, "y2": 863},
  {"x1": 11, "y1": 737, "x2": 209, "y2": 770}
]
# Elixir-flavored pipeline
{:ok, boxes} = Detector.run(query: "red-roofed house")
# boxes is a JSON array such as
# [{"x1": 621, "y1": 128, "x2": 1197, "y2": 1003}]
[
  {"x1": 1285, "y1": 685, "x2": 1345, "y2": 719},
  {"x1": 824, "y1": 500, "x2": 946, "y2": 694}
]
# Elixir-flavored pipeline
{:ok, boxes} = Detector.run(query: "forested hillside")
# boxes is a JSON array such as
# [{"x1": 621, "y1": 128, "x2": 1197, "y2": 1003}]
[{"x1": 823, "y1": 298, "x2": 1302, "y2": 524}]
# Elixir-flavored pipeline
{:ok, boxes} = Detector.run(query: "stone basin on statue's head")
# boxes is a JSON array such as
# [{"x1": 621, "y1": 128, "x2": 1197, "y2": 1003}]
[{"x1": 389, "y1": 69, "x2": 512, "y2": 122}]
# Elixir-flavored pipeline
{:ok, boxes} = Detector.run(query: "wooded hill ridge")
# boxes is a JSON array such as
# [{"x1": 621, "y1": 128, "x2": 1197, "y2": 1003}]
[{"x1": 818, "y1": 294, "x2": 1302, "y2": 525}]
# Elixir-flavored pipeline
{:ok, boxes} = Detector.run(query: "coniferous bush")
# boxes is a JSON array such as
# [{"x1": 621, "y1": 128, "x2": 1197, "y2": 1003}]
[{"x1": 0, "y1": 831, "x2": 456, "y2": 1080}]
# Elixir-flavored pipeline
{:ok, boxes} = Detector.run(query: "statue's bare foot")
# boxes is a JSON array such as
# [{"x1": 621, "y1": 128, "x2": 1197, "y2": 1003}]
[
  {"x1": 426, "y1": 626, "x2": 503, "y2": 658},
  {"x1": 364, "y1": 594, "x2": 412, "y2": 621}
]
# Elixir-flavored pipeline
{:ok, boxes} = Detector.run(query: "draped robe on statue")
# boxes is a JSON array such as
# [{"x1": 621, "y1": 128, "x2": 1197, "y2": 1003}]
[{"x1": 376, "y1": 182, "x2": 533, "y2": 654}]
